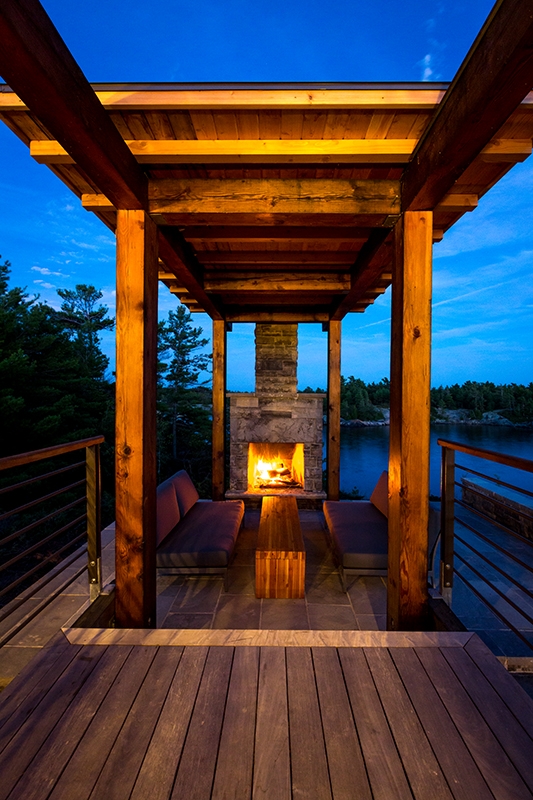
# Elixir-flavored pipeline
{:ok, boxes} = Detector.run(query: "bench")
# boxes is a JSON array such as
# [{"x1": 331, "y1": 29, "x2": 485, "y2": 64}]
[
  {"x1": 324, "y1": 471, "x2": 440, "y2": 591},
  {"x1": 155, "y1": 470, "x2": 245, "y2": 588},
  {"x1": 255, "y1": 495, "x2": 306, "y2": 598}
]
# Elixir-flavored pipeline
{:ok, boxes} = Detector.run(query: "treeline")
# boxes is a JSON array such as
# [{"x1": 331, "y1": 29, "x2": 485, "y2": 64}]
[{"x1": 304, "y1": 376, "x2": 533, "y2": 422}]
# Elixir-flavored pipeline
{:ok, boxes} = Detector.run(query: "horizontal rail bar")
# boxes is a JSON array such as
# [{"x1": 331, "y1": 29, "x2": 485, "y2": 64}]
[
  {"x1": 0, "y1": 460, "x2": 85, "y2": 496},
  {"x1": 455, "y1": 462, "x2": 533, "y2": 500},
  {"x1": 0, "y1": 513, "x2": 87, "y2": 575},
  {"x1": 0, "y1": 530, "x2": 86, "y2": 599},
  {"x1": 0, "y1": 545, "x2": 86, "y2": 622},
  {"x1": 455, "y1": 498, "x2": 533, "y2": 550},
  {"x1": 455, "y1": 532, "x2": 533, "y2": 603},
  {"x1": 0, "y1": 479, "x2": 86, "y2": 521},
  {"x1": 456, "y1": 515, "x2": 533, "y2": 575},
  {"x1": 0, "y1": 436, "x2": 105, "y2": 471},
  {"x1": 455, "y1": 552, "x2": 533, "y2": 628},
  {"x1": 455, "y1": 570, "x2": 533, "y2": 653},
  {"x1": 456, "y1": 482, "x2": 533, "y2": 524},
  {"x1": 0, "y1": 496, "x2": 86, "y2": 548},
  {"x1": 438, "y1": 439, "x2": 533, "y2": 473}
]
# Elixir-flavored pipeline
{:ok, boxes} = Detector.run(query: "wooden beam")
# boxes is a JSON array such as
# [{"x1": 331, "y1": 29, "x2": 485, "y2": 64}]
[
  {"x1": 149, "y1": 179, "x2": 400, "y2": 216},
  {"x1": 115, "y1": 210, "x2": 158, "y2": 628},
  {"x1": 0, "y1": 86, "x2": 446, "y2": 111},
  {"x1": 435, "y1": 194, "x2": 478, "y2": 212},
  {"x1": 199, "y1": 252, "x2": 357, "y2": 265},
  {"x1": 30, "y1": 138, "x2": 418, "y2": 165},
  {"x1": 480, "y1": 138, "x2": 532, "y2": 162},
  {"x1": 331, "y1": 229, "x2": 393, "y2": 319},
  {"x1": 184, "y1": 226, "x2": 375, "y2": 241},
  {"x1": 204, "y1": 274, "x2": 350, "y2": 292},
  {"x1": 402, "y1": 0, "x2": 533, "y2": 210},
  {"x1": 388, "y1": 211, "x2": 433, "y2": 631},
  {"x1": 0, "y1": 0, "x2": 147, "y2": 210},
  {"x1": 327, "y1": 321, "x2": 341, "y2": 500},
  {"x1": 225, "y1": 310, "x2": 330, "y2": 323},
  {"x1": 158, "y1": 228, "x2": 223, "y2": 320},
  {"x1": 212, "y1": 320, "x2": 226, "y2": 501}
]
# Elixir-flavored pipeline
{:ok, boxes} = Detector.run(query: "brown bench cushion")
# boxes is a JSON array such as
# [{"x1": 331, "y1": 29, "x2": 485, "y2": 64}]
[
  {"x1": 323, "y1": 500, "x2": 388, "y2": 571},
  {"x1": 156, "y1": 478, "x2": 181, "y2": 546},
  {"x1": 156, "y1": 499, "x2": 245, "y2": 568},
  {"x1": 170, "y1": 470, "x2": 200, "y2": 517}
]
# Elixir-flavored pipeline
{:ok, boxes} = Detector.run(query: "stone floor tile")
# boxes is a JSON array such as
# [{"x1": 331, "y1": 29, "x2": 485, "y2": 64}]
[
  {"x1": 232, "y1": 548, "x2": 256, "y2": 567},
  {"x1": 161, "y1": 612, "x2": 212, "y2": 630},
  {"x1": 213, "y1": 594, "x2": 262, "y2": 629},
  {"x1": 356, "y1": 614, "x2": 387, "y2": 631},
  {"x1": 305, "y1": 570, "x2": 349, "y2": 605},
  {"x1": 347, "y1": 577, "x2": 387, "y2": 614},
  {"x1": 307, "y1": 604, "x2": 357, "y2": 630},
  {"x1": 261, "y1": 599, "x2": 308, "y2": 630},
  {"x1": 170, "y1": 577, "x2": 222, "y2": 613},
  {"x1": 225, "y1": 566, "x2": 256, "y2": 596}
]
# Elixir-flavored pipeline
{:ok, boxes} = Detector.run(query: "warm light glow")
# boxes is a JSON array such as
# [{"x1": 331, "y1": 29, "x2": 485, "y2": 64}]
[{"x1": 248, "y1": 443, "x2": 304, "y2": 490}]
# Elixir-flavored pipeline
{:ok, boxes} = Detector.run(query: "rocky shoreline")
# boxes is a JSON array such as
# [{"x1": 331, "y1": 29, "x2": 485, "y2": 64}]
[{"x1": 340, "y1": 408, "x2": 533, "y2": 428}]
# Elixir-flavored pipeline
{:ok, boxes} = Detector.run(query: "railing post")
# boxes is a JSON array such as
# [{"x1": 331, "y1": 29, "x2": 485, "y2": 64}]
[
  {"x1": 440, "y1": 445, "x2": 455, "y2": 605},
  {"x1": 86, "y1": 443, "x2": 102, "y2": 602}
]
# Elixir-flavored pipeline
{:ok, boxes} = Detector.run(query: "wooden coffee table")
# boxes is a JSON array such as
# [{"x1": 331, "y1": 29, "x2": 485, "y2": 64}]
[{"x1": 255, "y1": 495, "x2": 306, "y2": 598}]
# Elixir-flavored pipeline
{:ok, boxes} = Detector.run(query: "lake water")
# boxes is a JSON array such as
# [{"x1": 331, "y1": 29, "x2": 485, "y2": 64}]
[{"x1": 338, "y1": 424, "x2": 533, "y2": 498}]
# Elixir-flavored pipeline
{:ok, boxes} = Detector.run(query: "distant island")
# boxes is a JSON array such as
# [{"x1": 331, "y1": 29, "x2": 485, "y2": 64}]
[{"x1": 302, "y1": 377, "x2": 533, "y2": 428}]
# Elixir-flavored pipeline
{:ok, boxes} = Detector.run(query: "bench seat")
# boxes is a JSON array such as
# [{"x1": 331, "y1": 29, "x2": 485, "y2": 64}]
[{"x1": 323, "y1": 500, "x2": 388, "y2": 573}]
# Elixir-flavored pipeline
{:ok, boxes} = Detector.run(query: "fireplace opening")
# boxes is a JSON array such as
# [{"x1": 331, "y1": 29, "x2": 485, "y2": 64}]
[{"x1": 248, "y1": 442, "x2": 304, "y2": 491}]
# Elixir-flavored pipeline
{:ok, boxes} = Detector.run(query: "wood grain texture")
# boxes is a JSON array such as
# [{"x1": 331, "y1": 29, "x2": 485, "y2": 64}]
[
  {"x1": 255, "y1": 496, "x2": 305, "y2": 598},
  {"x1": 0, "y1": 435, "x2": 103, "y2": 470},
  {"x1": 171, "y1": 647, "x2": 234, "y2": 800},
  {"x1": 212, "y1": 647, "x2": 259, "y2": 800},
  {"x1": 115, "y1": 210, "x2": 158, "y2": 628},
  {"x1": 212, "y1": 319, "x2": 226, "y2": 501},
  {"x1": 388, "y1": 211, "x2": 432, "y2": 630},
  {"x1": 253, "y1": 647, "x2": 291, "y2": 799},
  {"x1": 327, "y1": 321, "x2": 341, "y2": 500},
  {"x1": 312, "y1": 647, "x2": 372, "y2": 800}
]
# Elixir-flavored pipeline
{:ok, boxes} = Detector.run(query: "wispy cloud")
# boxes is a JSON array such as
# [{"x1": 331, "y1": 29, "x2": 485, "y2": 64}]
[
  {"x1": 31, "y1": 265, "x2": 69, "y2": 277},
  {"x1": 420, "y1": 53, "x2": 433, "y2": 81},
  {"x1": 33, "y1": 279, "x2": 56, "y2": 289}
]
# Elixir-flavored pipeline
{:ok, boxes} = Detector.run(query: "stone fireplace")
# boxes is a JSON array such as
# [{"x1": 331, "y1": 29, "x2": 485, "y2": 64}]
[{"x1": 227, "y1": 324, "x2": 325, "y2": 502}]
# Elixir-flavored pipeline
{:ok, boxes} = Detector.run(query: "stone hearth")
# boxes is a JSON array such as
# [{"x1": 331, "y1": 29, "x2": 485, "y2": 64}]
[{"x1": 227, "y1": 324, "x2": 325, "y2": 503}]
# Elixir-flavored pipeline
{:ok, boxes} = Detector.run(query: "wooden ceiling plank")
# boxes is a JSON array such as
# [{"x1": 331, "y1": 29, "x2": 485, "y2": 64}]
[
  {"x1": 198, "y1": 251, "x2": 357, "y2": 264},
  {"x1": 183, "y1": 225, "x2": 374, "y2": 240},
  {"x1": 203, "y1": 275, "x2": 350, "y2": 291},
  {"x1": 330, "y1": 229, "x2": 393, "y2": 320},
  {"x1": 0, "y1": 0, "x2": 147, "y2": 210},
  {"x1": 225, "y1": 310, "x2": 331, "y2": 322},
  {"x1": 402, "y1": 0, "x2": 533, "y2": 211}
]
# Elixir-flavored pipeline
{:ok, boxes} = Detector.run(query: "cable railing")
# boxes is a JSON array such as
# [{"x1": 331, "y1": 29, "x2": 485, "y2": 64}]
[
  {"x1": 0, "y1": 436, "x2": 104, "y2": 629},
  {"x1": 438, "y1": 438, "x2": 533, "y2": 652}
]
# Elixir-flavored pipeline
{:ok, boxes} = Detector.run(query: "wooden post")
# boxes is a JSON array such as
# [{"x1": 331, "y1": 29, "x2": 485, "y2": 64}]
[
  {"x1": 440, "y1": 445, "x2": 455, "y2": 605},
  {"x1": 86, "y1": 442, "x2": 102, "y2": 602},
  {"x1": 387, "y1": 211, "x2": 433, "y2": 631},
  {"x1": 212, "y1": 319, "x2": 226, "y2": 500},
  {"x1": 115, "y1": 209, "x2": 158, "y2": 628},
  {"x1": 327, "y1": 320, "x2": 341, "y2": 500}
]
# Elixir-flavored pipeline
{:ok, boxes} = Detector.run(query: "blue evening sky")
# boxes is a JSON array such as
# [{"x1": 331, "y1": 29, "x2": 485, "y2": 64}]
[{"x1": 1, "y1": 0, "x2": 532, "y2": 391}]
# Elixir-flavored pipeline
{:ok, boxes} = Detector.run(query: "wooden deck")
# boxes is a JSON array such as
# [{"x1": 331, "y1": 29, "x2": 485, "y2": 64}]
[{"x1": 1, "y1": 630, "x2": 533, "y2": 799}]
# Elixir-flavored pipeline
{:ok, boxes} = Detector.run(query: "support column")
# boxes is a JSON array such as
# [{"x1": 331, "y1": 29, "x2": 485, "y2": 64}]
[
  {"x1": 387, "y1": 211, "x2": 433, "y2": 630},
  {"x1": 327, "y1": 321, "x2": 341, "y2": 500},
  {"x1": 115, "y1": 210, "x2": 158, "y2": 628},
  {"x1": 212, "y1": 319, "x2": 227, "y2": 500}
]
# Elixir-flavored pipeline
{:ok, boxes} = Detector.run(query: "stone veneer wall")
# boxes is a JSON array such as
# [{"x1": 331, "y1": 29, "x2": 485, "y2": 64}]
[{"x1": 228, "y1": 323, "x2": 325, "y2": 496}]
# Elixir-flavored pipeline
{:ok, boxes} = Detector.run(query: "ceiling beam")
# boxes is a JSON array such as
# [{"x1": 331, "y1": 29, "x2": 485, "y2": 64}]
[
  {"x1": 0, "y1": 0, "x2": 147, "y2": 210},
  {"x1": 330, "y1": 229, "x2": 393, "y2": 320},
  {"x1": 30, "y1": 138, "x2": 418, "y2": 165},
  {"x1": 197, "y1": 251, "x2": 357, "y2": 264},
  {"x1": 203, "y1": 274, "x2": 350, "y2": 292},
  {"x1": 402, "y1": 0, "x2": 533, "y2": 211},
  {"x1": 225, "y1": 310, "x2": 331, "y2": 323},
  {"x1": 158, "y1": 228, "x2": 223, "y2": 320},
  {"x1": 183, "y1": 226, "x2": 375, "y2": 241},
  {"x1": 149, "y1": 179, "x2": 400, "y2": 216}
]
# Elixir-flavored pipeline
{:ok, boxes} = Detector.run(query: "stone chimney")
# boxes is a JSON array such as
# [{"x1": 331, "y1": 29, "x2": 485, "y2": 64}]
[{"x1": 254, "y1": 323, "x2": 298, "y2": 395}]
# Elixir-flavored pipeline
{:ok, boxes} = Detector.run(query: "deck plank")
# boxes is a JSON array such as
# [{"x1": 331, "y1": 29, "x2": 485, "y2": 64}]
[
  {"x1": 416, "y1": 647, "x2": 533, "y2": 800},
  {"x1": 212, "y1": 647, "x2": 259, "y2": 800},
  {"x1": 0, "y1": 645, "x2": 106, "y2": 800},
  {"x1": 364, "y1": 648, "x2": 454, "y2": 800},
  {"x1": 89, "y1": 647, "x2": 184, "y2": 800},
  {"x1": 252, "y1": 647, "x2": 291, "y2": 800},
  {"x1": 390, "y1": 647, "x2": 494, "y2": 800},
  {"x1": 171, "y1": 646, "x2": 234, "y2": 800},
  {"x1": 441, "y1": 646, "x2": 533, "y2": 791},
  {"x1": 130, "y1": 646, "x2": 209, "y2": 800},
  {"x1": 338, "y1": 647, "x2": 414, "y2": 800},
  {"x1": 465, "y1": 635, "x2": 533, "y2": 740},
  {"x1": 5, "y1": 645, "x2": 132, "y2": 800},
  {"x1": 0, "y1": 641, "x2": 81, "y2": 750},
  {"x1": 287, "y1": 647, "x2": 332, "y2": 799},
  {"x1": 48, "y1": 646, "x2": 158, "y2": 800},
  {"x1": 312, "y1": 647, "x2": 372, "y2": 800}
]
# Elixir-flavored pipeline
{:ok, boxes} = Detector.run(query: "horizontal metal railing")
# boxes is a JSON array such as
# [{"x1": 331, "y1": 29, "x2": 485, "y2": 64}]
[
  {"x1": 438, "y1": 438, "x2": 533, "y2": 652},
  {"x1": 0, "y1": 436, "x2": 104, "y2": 625}
]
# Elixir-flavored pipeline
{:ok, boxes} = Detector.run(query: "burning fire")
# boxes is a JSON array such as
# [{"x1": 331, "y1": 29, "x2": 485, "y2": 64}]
[{"x1": 248, "y1": 443, "x2": 304, "y2": 490}]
